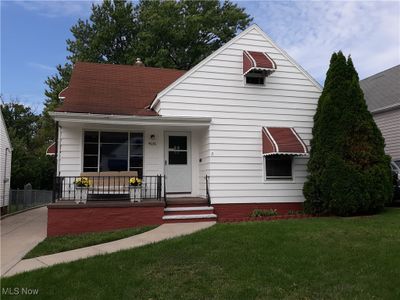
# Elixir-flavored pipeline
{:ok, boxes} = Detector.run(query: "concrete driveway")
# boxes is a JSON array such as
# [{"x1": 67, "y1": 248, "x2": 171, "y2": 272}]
[{"x1": 1, "y1": 207, "x2": 47, "y2": 276}]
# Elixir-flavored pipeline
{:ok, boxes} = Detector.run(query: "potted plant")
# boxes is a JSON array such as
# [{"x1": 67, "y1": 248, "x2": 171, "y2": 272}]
[
  {"x1": 129, "y1": 177, "x2": 143, "y2": 202},
  {"x1": 73, "y1": 177, "x2": 90, "y2": 204}
]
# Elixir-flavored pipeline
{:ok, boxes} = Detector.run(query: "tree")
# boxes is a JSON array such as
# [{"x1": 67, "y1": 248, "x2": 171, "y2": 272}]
[
  {"x1": 303, "y1": 52, "x2": 392, "y2": 216},
  {"x1": 135, "y1": 0, "x2": 252, "y2": 69},
  {"x1": 66, "y1": 0, "x2": 137, "y2": 64},
  {"x1": 1, "y1": 100, "x2": 55, "y2": 189}
]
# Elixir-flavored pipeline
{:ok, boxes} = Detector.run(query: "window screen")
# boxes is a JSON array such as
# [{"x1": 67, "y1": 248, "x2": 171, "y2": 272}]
[
  {"x1": 246, "y1": 76, "x2": 265, "y2": 85},
  {"x1": 265, "y1": 155, "x2": 292, "y2": 179}
]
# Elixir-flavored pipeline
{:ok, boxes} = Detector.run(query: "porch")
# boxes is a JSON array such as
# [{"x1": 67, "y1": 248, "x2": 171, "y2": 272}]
[
  {"x1": 53, "y1": 174, "x2": 211, "y2": 207},
  {"x1": 48, "y1": 172, "x2": 214, "y2": 236}
]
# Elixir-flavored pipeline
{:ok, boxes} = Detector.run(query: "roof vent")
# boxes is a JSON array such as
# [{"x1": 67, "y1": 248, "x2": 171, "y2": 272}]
[{"x1": 134, "y1": 58, "x2": 144, "y2": 67}]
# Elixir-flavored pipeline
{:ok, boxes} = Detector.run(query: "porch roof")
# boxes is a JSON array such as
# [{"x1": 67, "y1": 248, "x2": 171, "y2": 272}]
[{"x1": 50, "y1": 111, "x2": 211, "y2": 127}]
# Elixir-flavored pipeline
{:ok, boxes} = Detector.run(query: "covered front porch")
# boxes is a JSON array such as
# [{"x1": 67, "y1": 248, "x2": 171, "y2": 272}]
[
  {"x1": 50, "y1": 111, "x2": 212, "y2": 206},
  {"x1": 47, "y1": 112, "x2": 215, "y2": 236}
]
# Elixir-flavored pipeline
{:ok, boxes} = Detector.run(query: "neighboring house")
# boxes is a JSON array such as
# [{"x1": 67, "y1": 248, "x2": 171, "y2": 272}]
[
  {"x1": 0, "y1": 109, "x2": 12, "y2": 215},
  {"x1": 48, "y1": 24, "x2": 321, "y2": 236},
  {"x1": 360, "y1": 65, "x2": 400, "y2": 164}
]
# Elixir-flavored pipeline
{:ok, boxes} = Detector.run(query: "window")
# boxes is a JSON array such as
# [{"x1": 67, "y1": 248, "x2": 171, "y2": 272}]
[
  {"x1": 168, "y1": 136, "x2": 188, "y2": 165},
  {"x1": 246, "y1": 76, "x2": 264, "y2": 85},
  {"x1": 130, "y1": 133, "x2": 144, "y2": 177},
  {"x1": 245, "y1": 70, "x2": 265, "y2": 85},
  {"x1": 265, "y1": 155, "x2": 292, "y2": 179},
  {"x1": 83, "y1": 131, "x2": 99, "y2": 172},
  {"x1": 83, "y1": 131, "x2": 143, "y2": 176}
]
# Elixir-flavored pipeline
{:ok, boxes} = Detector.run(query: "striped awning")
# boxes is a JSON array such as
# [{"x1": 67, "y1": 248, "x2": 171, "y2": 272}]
[
  {"x1": 262, "y1": 127, "x2": 308, "y2": 156},
  {"x1": 243, "y1": 51, "x2": 277, "y2": 76},
  {"x1": 46, "y1": 142, "x2": 56, "y2": 156}
]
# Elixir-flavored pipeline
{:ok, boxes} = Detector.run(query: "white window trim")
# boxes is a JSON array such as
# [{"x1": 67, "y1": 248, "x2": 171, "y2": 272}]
[
  {"x1": 81, "y1": 129, "x2": 145, "y2": 175},
  {"x1": 262, "y1": 155, "x2": 295, "y2": 183},
  {"x1": 243, "y1": 74, "x2": 266, "y2": 87}
]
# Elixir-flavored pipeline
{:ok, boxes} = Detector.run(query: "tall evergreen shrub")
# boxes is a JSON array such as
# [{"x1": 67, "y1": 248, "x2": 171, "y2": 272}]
[{"x1": 303, "y1": 52, "x2": 392, "y2": 216}]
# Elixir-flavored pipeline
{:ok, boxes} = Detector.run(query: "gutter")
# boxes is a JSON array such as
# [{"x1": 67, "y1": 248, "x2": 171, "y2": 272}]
[
  {"x1": 49, "y1": 111, "x2": 212, "y2": 126},
  {"x1": 371, "y1": 103, "x2": 400, "y2": 115}
]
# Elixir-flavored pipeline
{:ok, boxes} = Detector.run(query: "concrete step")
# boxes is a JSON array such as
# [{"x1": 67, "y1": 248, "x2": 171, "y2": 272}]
[
  {"x1": 162, "y1": 213, "x2": 217, "y2": 223},
  {"x1": 164, "y1": 206, "x2": 214, "y2": 215}
]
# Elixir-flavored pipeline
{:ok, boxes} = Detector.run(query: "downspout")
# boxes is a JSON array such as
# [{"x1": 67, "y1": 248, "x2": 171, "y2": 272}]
[{"x1": 3, "y1": 147, "x2": 11, "y2": 206}]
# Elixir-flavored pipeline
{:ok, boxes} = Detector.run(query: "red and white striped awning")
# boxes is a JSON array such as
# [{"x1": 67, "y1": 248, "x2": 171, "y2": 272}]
[
  {"x1": 262, "y1": 127, "x2": 308, "y2": 156},
  {"x1": 46, "y1": 142, "x2": 56, "y2": 156},
  {"x1": 243, "y1": 51, "x2": 277, "y2": 76}
]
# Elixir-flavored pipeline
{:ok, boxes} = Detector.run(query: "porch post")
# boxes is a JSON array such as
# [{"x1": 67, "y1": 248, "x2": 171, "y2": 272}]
[{"x1": 52, "y1": 121, "x2": 59, "y2": 203}]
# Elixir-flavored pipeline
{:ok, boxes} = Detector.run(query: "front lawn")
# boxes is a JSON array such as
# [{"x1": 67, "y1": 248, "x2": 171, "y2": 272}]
[
  {"x1": 24, "y1": 226, "x2": 156, "y2": 258},
  {"x1": 2, "y1": 209, "x2": 400, "y2": 299}
]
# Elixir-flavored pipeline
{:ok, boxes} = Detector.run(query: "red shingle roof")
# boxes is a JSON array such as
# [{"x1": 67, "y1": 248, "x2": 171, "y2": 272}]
[
  {"x1": 262, "y1": 127, "x2": 308, "y2": 155},
  {"x1": 243, "y1": 51, "x2": 277, "y2": 76},
  {"x1": 56, "y1": 62, "x2": 185, "y2": 116}
]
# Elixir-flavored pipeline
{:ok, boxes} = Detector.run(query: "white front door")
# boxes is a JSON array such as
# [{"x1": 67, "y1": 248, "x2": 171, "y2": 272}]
[{"x1": 165, "y1": 132, "x2": 191, "y2": 193}]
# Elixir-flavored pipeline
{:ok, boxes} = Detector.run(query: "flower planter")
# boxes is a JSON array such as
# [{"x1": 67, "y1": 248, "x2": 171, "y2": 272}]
[
  {"x1": 130, "y1": 186, "x2": 142, "y2": 202},
  {"x1": 75, "y1": 187, "x2": 88, "y2": 204}
]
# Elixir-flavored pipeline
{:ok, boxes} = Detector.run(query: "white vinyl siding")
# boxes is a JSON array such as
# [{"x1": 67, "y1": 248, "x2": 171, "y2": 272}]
[
  {"x1": 373, "y1": 109, "x2": 400, "y2": 160},
  {"x1": 58, "y1": 126, "x2": 82, "y2": 176},
  {"x1": 0, "y1": 111, "x2": 12, "y2": 207},
  {"x1": 156, "y1": 27, "x2": 320, "y2": 204}
]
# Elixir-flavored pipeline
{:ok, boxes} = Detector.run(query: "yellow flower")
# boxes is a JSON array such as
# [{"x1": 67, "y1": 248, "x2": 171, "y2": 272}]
[
  {"x1": 129, "y1": 177, "x2": 142, "y2": 186},
  {"x1": 74, "y1": 177, "x2": 90, "y2": 187}
]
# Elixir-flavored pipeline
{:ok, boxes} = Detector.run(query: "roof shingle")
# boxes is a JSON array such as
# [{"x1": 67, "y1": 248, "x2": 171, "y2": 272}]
[
  {"x1": 360, "y1": 65, "x2": 400, "y2": 112},
  {"x1": 56, "y1": 62, "x2": 185, "y2": 116}
]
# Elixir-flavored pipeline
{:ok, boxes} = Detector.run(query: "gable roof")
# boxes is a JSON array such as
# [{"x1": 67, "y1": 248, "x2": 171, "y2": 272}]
[
  {"x1": 56, "y1": 62, "x2": 185, "y2": 116},
  {"x1": 150, "y1": 24, "x2": 322, "y2": 109},
  {"x1": 360, "y1": 65, "x2": 400, "y2": 113}
]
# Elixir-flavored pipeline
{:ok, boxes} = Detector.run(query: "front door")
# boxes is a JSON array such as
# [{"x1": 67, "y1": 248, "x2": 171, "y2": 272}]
[{"x1": 165, "y1": 132, "x2": 191, "y2": 193}]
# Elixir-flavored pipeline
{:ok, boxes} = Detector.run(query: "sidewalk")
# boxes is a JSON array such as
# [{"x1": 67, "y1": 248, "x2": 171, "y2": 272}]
[
  {"x1": 3, "y1": 221, "x2": 215, "y2": 277},
  {"x1": 1, "y1": 207, "x2": 47, "y2": 276}
]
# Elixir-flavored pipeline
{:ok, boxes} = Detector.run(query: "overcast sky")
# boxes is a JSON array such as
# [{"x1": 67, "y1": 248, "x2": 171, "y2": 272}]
[{"x1": 1, "y1": 0, "x2": 399, "y2": 113}]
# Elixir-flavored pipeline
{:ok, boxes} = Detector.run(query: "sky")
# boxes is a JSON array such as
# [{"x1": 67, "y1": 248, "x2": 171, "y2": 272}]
[{"x1": 1, "y1": 0, "x2": 399, "y2": 113}]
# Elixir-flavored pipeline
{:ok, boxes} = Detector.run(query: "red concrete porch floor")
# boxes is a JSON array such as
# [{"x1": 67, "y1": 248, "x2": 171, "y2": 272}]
[{"x1": 3, "y1": 221, "x2": 215, "y2": 277}]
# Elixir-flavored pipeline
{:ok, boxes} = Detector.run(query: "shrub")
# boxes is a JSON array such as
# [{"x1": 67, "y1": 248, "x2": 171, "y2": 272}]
[
  {"x1": 287, "y1": 210, "x2": 305, "y2": 215},
  {"x1": 303, "y1": 52, "x2": 392, "y2": 216},
  {"x1": 250, "y1": 209, "x2": 278, "y2": 217}
]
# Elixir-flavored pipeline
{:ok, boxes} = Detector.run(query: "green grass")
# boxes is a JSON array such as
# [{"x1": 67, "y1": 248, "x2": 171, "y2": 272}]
[
  {"x1": 2, "y1": 209, "x2": 400, "y2": 299},
  {"x1": 24, "y1": 226, "x2": 157, "y2": 258}
]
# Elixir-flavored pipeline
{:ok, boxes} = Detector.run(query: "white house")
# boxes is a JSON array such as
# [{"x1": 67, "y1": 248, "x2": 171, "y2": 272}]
[
  {"x1": 0, "y1": 108, "x2": 12, "y2": 214},
  {"x1": 48, "y1": 24, "x2": 321, "y2": 236}
]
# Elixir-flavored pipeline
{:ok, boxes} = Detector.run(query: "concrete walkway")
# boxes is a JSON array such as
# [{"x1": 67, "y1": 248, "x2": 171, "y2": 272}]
[
  {"x1": 3, "y1": 221, "x2": 215, "y2": 277},
  {"x1": 1, "y1": 207, "x2": 48, "y2": 276}
]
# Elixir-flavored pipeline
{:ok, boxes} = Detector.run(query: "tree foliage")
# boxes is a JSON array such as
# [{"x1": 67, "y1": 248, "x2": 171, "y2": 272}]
[
  {"x1": 303, "y1": 52, "x2": 392, "y2": 216},
  {"x1": 135, "y1": 0, "x2": 252, "y2": 69},
  {"x1": 1, "y1": 100, "x2": 55, "y2": 189}
]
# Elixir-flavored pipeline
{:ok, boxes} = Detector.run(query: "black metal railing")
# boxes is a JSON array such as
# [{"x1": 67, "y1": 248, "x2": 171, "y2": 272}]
[
  {"x1": 206, "y1": 175, "x2": 211, "y2": 206},
  {"x1": 54, "y1": 175, "x2": 166, "y2": 203}
]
